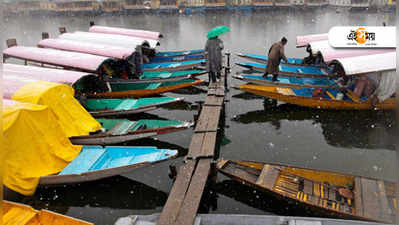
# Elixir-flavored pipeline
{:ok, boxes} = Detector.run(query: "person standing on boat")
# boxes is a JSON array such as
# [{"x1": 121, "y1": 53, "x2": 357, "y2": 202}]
[
  {"x1": 205, "y1": 36, "x2": 224, "y2": 83},
  {"x1": 263, "y1": 37, "x2": 288, "y2": 81}
]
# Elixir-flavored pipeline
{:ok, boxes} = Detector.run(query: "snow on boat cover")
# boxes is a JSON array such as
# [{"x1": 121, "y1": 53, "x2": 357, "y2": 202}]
[
  {"x1": 59, "y1": 31, "x2": 159, "y2": 48},
  {"x1": 89, "y1": 25, "x2": 161, "y2": 40}
]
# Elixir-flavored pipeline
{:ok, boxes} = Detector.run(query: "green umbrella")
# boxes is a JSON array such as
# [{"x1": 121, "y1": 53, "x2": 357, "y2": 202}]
[{"x1": 207, "y1": 26, "x2": 230, "y2": 39}]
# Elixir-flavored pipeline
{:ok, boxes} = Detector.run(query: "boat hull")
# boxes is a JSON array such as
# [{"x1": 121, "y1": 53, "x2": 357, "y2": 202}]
[
  {"x1": 238, "y1": 84, "x2": 395, "y2": 110},
  {"x1": 88, "y1": 80, "x2": 204, "y2": 98},
  {"x1": 233, "y1": 75, "x2": 335, "y2": 89}
]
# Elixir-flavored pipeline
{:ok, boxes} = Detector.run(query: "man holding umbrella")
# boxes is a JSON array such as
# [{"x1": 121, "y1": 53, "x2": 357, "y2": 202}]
[{"x1": 205, "y1": 26, "x2": 230, "y2": 83}]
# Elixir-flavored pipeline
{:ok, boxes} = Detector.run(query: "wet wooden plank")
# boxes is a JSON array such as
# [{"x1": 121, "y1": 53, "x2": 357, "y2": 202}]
[
  {"x1": 186, "y1": 133, "x2": 205, "y2": 159},
  {"x1": 354, "y1": 177, "x2": 363, "y2": 216},
  {"x1": 256, "y1": 165, "x2": 279, "y2": 189},
  {"x1": 200, "y1": 131, "x2": 218, "y2": 157},
  {"x1": 175, "y1": 159, "x2": 212, "y2": 225},
  {"x1": 361, "y1": 178, "x2": 379, "y2": 220},
  {"x1": 157, "y1": 160, "x2": 197, "y2": 225}
]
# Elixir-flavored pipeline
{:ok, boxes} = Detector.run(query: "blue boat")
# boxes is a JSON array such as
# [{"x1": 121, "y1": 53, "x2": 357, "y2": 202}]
[
  {"x1": 237, "y1": 53, "x2": 303, "y2": 65},
  {"x1": 143, "y1": 60, "x2": 205, "y2": 72},
  {"x1": 149, "y1": 54, "x2": 204, "y2": 63},
  {"x1": 235, "y1": 62, "x2": 331, "y2": 78},
  {"x1": 155, "y1": 49, "x2": 204, "y2": 57},
  {"x1": 233, "y1": 74, "x2": 336, "y2": 89},
  {"x1": 39, "y1": 146, "x2": 178, "y2": 185}
]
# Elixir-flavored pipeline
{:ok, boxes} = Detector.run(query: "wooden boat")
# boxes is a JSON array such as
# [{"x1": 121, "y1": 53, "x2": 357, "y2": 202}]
[
  {"x1": 3, "y1": 64, "x2": 188, "y2": 116},
  {"x1": 217, "y1": 160, "x2": 397, "y2": 224},
  {"x1": 85, "y1": 96, "x2": 184, "y2": 117},
  {"x1": 154, "y1": 49, "x2": 204, "y2": 57},
  {"x1": 3, "y1": 200, "x2": 93, "y2": 225},
  {"x1": 59, "y1": 31, "x2": 159, "y2": 48},
  {"x1": 4, "y1": 45, "x2": 204, "y2": 74},
  {"x1": 237, "y1": 84, "x2": 395, "y2": 110},
  {"x1": 39, "y1": 146, "x2": 178, "y2": 185},
  {"x1": 70, "y1": 119, "x2": 193, "y2": 145},
  {"x1": 235, "y1": 62, "x2": 330, "y2": 78},
  {"x1": 89, "y1": 25, "x2": 162, "y2": 40},
  {"x1": 149, "y1": 53, "x2": 205, "y2": 63},
  {"x1": 296, "y1": 33, "x2": 328, "y2": 48},
  {"x1": 142, "y1": 59, "x2": 205, "y2": 72},
  {"x1": 116, "y1": 214, "x2": 390, "y2": 225},
  {"x1": 237, "y1": 53, "x2": 304, "y2": 65},
  {"x1": 88, "y1": 79, "x2": 204, "y2": 98},
  {"x1": 233, "y1": 74, "x2": 336, "y2": 89}
]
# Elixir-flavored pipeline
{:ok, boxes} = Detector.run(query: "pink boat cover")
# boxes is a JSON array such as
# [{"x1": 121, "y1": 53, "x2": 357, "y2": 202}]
[
  {"x1": 3, "y1": 46, "x2": 108, "y2": 73},
  {"x1": 296, "y1": 33, "x2": 328, "y2": 47},
  {"x1": 3, "y1": 99, "x2": 19, "y2": 106},
  {"x1": 38, "y1": 38, "x2": 134, "y2": 59},
  {"x1": 3, "y1": 76, "x2": 40, "y2": 99},
  {"x1": 60, "y1": 31, "x2": 159, "y2": 48},
  {"x1": 4, "y1": 63, "x2": 91, "y2": 85},
  {"x1": 309, "y1": 40, "x2": 395, "y2": 62},
  {"x1": 89, "y1": 25, "x2": 161, "y2": 40}
]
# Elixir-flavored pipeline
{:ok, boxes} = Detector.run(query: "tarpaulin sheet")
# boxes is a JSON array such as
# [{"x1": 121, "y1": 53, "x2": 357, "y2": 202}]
[
  {"x1": 3, "y1": 101, "x2": 81, "y2": 195},
  {"x1": 11, "y1": 81, "x2": 101, "y2": 137}
]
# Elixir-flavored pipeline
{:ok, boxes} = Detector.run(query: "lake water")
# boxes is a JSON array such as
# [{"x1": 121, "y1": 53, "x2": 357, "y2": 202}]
[{"x1": 1, "y1": 9, "x2": 397, "y2": 225}]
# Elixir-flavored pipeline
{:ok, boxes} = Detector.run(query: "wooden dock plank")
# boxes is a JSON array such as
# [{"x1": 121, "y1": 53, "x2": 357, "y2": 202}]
[
  {"x1": 201, "y1": 131, "x2": 218, "y2": 157},
  {"x1": 175, "y1": 159, "x2": 212, "y2": 225},
  {"x1": 186, "y1": 133, "x2": 205, "y2": 159},
  {"x1": 157, "y1": 160, "x2": 197, "y2": 225}
]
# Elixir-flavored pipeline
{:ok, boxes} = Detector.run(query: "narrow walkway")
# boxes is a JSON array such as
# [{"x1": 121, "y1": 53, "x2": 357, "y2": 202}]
[{"x1": 157, "y1": 71, "x2": 226, "y2": 225}]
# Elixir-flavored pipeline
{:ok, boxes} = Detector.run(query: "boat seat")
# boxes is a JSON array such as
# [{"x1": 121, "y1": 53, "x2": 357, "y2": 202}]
[
  {"x1": 3, "y1": 205, "x2": 36, "y2": 225},
  {"x1": 59, "y1": 146, "x2": 105, "y2": 175},
  {"x1": 354, "y1": 177, "x2": 393, "y2": 222},
  {"x1": 256, "y1": 165, "x2": 280, "y2": 189}
]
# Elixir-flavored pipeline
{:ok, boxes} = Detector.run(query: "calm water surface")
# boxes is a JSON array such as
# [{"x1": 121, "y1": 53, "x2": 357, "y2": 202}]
[{"x1": 1, "y1": 9, "x2": 397, "y2": 225}]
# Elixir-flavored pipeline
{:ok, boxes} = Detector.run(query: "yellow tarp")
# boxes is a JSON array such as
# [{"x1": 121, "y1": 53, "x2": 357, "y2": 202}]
[
  {"x1": 3, "y1": 101, "x2": 82, "y2": 195},
  {"x1": 11, "y1": 81, "x2": 101, "y2": 137}
]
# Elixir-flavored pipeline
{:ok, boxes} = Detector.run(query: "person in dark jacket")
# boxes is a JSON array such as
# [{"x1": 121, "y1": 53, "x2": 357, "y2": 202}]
[
  {"x1": 263, "y1": 37, "x2": 288, "y2": 81},
  {"x1": 205, "y1": 36, "x2": 224, "y2": 83}
]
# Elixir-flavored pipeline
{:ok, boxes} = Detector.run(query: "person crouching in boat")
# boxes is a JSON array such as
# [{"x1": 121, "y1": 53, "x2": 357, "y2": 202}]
[
  {"x1": 263, "y1": 37, "x2": 288, "y2": 81},
  {"x1": 205, "y1": 36, "x2": 224, "y2": 83}
]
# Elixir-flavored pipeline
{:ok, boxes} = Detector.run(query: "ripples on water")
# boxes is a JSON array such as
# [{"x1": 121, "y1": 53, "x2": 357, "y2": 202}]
[{"x1": 1, "y1": 9, "x2": 396, "y2": 225}]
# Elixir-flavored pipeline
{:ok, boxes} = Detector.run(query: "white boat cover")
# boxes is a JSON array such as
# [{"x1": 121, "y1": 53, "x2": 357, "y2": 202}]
[
  {"x1": 309, "y1": 40, "x2": 395, "y2": 62},
  {"x1": 331, "y1": 52, "x2": 396, "y2": 75},
  {"x1": 59, "y1": 31, "x2": 159, "y2": 48}
]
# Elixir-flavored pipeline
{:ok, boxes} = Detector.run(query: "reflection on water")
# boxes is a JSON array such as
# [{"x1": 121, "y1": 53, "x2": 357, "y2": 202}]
[
  {"x1": 0, "y1": 9, "x2": 396, "y2": 225},
  {"x1": 233, "y1": 98, "x2": 397, "y2": 150}
]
